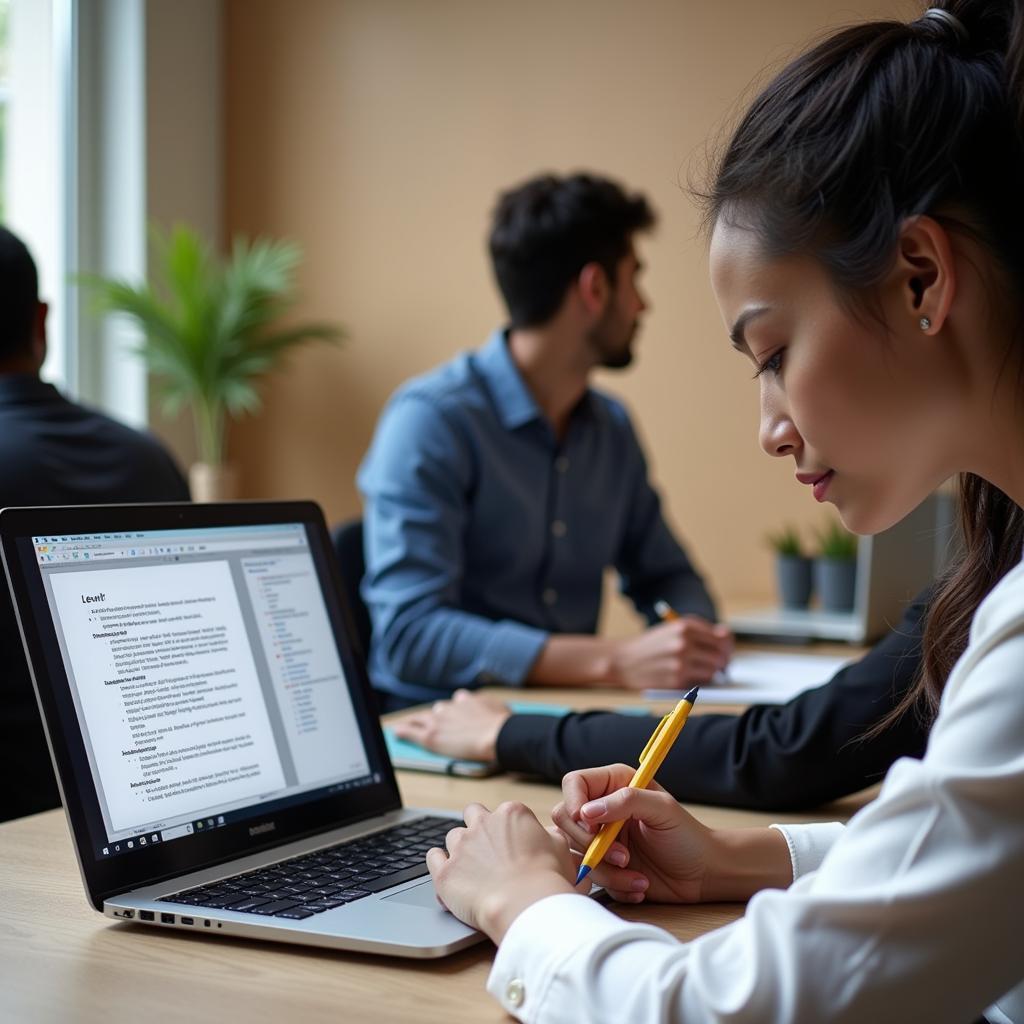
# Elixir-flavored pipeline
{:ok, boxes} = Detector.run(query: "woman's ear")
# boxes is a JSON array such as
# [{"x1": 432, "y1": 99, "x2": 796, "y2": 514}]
[{"x1": 893, "y1": 215, "x2": 956, "y2": 334}]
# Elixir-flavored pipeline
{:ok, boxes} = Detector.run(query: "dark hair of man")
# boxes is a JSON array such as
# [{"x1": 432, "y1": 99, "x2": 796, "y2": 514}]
[
  {"x1": 0, "y1": 227, "x2": 40, "y2": 362},
  {"x1": 488, "y1": 173, "x2": 656, "y2": 328},
  {"x1": 700, "y1": 1, "x2": 1024, "y2": 726}
]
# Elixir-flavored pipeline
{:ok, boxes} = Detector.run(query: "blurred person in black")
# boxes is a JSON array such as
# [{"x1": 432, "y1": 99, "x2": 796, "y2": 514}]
[
  {"x1": 0, "y1": 227, "x2": 190, "y2": 822},
  {"x1": 394, "y1": 587, "x2": 929, "y2": 810}
]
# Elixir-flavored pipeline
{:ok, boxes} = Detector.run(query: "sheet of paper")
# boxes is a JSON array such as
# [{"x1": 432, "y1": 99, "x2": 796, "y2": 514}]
[{"x1": 643, "y1": 651, "x2": 852, "y2": 705}]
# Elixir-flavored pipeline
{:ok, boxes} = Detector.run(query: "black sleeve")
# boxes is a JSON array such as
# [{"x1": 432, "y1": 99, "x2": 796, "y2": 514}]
[{"x1": 495, "y1": 590, "x2": 931, "y2": 811}]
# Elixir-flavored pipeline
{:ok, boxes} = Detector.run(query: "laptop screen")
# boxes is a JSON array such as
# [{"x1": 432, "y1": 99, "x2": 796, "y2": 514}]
[{"x1": 6, "y1": 508, "x2": 398, "y2": 891}]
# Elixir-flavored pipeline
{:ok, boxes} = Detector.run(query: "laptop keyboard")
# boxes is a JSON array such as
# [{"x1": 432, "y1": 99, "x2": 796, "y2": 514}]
[{"x1": 158, "y1": 815, "x2": 455, "y2": 921}]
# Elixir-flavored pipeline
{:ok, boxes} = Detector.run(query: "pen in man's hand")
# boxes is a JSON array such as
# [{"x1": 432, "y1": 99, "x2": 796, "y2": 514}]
[{"x1": 654, "y1": 599, "x2": 731, "y2": 682}]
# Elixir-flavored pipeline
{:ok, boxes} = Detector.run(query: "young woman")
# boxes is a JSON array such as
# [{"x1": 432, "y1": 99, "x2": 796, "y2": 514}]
[{"x1": 425, "y1": 4, "x2": 1024, "y2": 1022}]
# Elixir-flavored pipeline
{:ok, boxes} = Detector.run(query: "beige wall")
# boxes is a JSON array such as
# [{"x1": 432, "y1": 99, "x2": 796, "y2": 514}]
[{"x1": 222, "y1": 0, "x2": 909, "y2": 624}]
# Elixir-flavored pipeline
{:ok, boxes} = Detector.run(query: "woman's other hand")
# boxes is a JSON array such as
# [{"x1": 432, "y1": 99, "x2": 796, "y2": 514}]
[{"x1": 427, "y1": 801, "x2": 581, "y2": 943}]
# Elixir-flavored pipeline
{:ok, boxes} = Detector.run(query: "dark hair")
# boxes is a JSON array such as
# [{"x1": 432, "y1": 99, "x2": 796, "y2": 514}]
[
  {"x1": 488, "y1": 172, "x2": 655, "y2": 328},
  {"x1": 0, "y1": 227, "x2": 40, "y2": 360},
  {"x1": 703, "y1": 2, "x2": 1024, "y2": 722}
]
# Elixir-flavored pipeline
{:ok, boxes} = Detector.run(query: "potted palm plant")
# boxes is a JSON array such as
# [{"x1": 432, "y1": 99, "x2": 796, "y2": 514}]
[
  {"x1": 766, "y1": 523, "x2": 813, "y2": 609},
  {"x1": 82, "y1": 225, "x2": 343, "y2": 500},
  {"x1": 813, "y1": 519, "x2": 859, "y2": 612}
]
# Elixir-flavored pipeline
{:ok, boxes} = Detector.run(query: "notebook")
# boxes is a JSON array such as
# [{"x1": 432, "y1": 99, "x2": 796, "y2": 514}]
[{"x1": 0, "y1": 500, "x2": 483, "y2": 958}]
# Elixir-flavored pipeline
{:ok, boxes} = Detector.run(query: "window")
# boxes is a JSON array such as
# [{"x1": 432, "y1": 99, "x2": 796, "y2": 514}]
[
  {"x1": 0, "y1": 0, "x2": 10, "y2": 223},
  {"x1": 4, "y1": 0, "x2": 69, "y2": 388}
]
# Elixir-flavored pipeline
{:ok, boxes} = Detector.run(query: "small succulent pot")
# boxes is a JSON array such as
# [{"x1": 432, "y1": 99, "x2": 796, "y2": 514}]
[
  {"x1": 814, "y1": 556, "x2": 857, "y2": 612},
  {"x1": 775, "y1": 554, "x2": 813, "y2": 610}
]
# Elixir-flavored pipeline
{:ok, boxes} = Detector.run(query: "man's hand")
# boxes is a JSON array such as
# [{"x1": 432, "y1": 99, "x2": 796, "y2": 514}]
[
  {"x1": 391, "y1": 689, "x2": 512, "y2": 762},
  {"x1": 608, "y1": 617, "x2": 733, "y2": 690}
]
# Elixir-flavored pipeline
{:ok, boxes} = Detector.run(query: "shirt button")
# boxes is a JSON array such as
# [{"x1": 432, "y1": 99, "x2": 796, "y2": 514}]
[
  {"x1": 542, "y1": 588, "x2": 558, "y2": 606},
  {"x1": 505, "y1": 978, "x2": 525, "y2": 1008},
  {"x1": 550, "y1": 520, "x2": 567, "y2": 538},
  {"x1": 554, "y1": 456, "x2": 569, "y2": 474}
]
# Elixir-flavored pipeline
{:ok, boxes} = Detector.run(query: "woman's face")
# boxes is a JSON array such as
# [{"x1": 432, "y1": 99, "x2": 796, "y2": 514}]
[{"x1": 709, "y1": 218, "x2": 963, "y2": 535}]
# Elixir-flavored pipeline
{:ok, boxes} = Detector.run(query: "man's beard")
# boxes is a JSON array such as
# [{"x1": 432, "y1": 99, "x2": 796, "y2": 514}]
[{"x1": 588, "y1": 316, "x2": 638, "y2": 370}]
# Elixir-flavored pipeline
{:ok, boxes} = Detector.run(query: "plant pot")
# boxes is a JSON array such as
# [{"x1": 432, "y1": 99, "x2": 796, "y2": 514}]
[
  {"x1": 189, "y1": 462, "x2": 239, "y2": 503},
  {"x1": 813, "y1": 557, "x2": 857, "y2": 613},
  {"x1": 775, "y1": 554, "x2": 813, "y2": 610}
]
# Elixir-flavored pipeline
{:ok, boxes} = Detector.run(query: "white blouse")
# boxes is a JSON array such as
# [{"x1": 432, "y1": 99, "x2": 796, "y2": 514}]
[{"x1": 487, "y1": 561, "x2": 1024, "y2": 1023}]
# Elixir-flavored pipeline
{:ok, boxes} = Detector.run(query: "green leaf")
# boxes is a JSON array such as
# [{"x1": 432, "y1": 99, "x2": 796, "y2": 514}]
[{"x1": 221, "y1": 378, "x2": 263, "y2": 417}]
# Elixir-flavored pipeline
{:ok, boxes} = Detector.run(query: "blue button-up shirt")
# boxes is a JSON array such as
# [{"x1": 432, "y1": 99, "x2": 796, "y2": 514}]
[{"x1": 357, "y1": 330, "x2": 717, "y2": 705}]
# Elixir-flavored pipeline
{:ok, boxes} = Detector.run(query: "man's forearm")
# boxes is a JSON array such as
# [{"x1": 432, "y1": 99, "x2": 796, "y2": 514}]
[{"x1": 526, "y1": 635, "x2": 617, "y2": 687}]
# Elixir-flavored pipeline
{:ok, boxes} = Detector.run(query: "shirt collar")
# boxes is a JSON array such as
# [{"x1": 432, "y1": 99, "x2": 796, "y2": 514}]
[
  {"x1": 475, "y1": 329, "x2": 544, "y2": 430},
  {"x1": 475, "y1": 328, "x2": 606, "y2": 433}
]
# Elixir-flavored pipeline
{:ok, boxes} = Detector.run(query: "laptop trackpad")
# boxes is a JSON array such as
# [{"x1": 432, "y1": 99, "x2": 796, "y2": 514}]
[{"x1": 383, "y1": 880, "x2": 442, "y2": 909}]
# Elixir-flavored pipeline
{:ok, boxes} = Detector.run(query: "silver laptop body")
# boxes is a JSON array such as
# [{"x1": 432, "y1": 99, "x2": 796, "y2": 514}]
[
  {"x1": 106, "y1": 808, "x2": 476, "y2": 957},
  {"x1": 0, "y1": 501, "x2": 481, "y2": 958}
]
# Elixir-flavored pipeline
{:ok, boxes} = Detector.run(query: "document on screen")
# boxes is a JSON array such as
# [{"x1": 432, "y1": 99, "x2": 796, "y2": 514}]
[{"x1": 48, "y1": 560, "x2": 286, "y2": 833}]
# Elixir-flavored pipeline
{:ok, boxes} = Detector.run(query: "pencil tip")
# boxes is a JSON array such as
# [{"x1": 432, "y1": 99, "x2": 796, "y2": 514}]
[
  {"x1": 683, "y1": 686, "x2": 699, "y2": 703},
  {"x1": 575, "y1": 865, "x2": 591, "y2": 886}
]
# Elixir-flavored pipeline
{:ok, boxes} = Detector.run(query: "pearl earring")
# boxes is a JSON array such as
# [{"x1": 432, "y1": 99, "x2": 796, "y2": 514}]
[{"x1": 919, "y1": 316, "x2": 932, "y2": 331}]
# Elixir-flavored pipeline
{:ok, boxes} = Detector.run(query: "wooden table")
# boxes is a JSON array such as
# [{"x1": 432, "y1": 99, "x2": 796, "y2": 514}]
[{"x1": 0, "y1": 688, "x2": 872, "y2": 1024}]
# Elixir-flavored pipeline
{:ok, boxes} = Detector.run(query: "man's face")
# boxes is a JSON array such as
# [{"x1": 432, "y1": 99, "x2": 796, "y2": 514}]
[{"x1": 587, "y1": 245, "x2": 648, "y2": 370}]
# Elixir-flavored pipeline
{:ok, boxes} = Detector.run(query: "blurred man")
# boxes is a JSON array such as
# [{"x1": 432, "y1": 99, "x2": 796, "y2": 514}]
[{"x1": 358, "y1": 173, "x2": 731, "y2": 710}]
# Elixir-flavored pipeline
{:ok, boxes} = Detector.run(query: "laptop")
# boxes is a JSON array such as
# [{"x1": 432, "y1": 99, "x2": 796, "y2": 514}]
[{"x1": 0, "y1": 500, "x2": 483, "y2": 958}]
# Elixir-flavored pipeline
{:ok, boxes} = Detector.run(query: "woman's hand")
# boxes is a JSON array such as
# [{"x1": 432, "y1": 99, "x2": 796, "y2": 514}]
[
  {"x1": 552, "y1": 763, "x2": 715, "y2": 904},
  {"x1": 552, "y1": 764, "x2": 794, "y2": 905},
  {"x1": 392, "y1": 689, "x2": 511, "y2": 762},
  {"x1": 427, "y1": 801, "x2": 581, "y2": 943}
]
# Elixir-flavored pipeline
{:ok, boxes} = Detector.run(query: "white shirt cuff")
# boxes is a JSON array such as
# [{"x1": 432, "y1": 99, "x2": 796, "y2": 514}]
[
  {"x1": 771, "y1": 821, "x2": 845, "y2": 880},
  {"x1": 487, "y1": 893, "x2": 645, "y2": 1021}
]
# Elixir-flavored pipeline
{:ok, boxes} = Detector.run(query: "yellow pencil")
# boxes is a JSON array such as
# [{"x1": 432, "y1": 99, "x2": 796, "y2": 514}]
[{"x1": 575, "y1": 686, "x2": 699, "y2": 884}]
